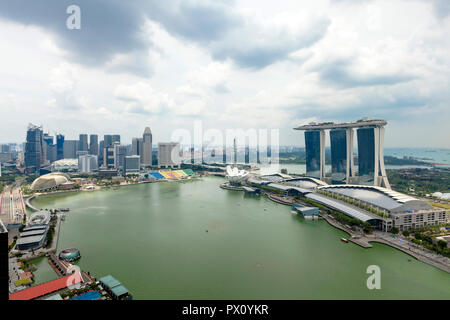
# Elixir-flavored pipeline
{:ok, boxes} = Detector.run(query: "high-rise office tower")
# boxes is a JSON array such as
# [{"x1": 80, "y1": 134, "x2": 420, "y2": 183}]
[
  {"x1": 112, "y1": 135, "x2": 120, "y2": 145},
  {"x1": 78, "y1": 154, "x2": 98, "y2": 173},
  {"x1": 63, "y1": 140, "x2": 78, "y2": 159},
  {"x1": 43, "y1": 133, "x2": 57, "y2": 163},
  {"x1": 132, "y1": 137, "x2": 143, "y2": 156},
  {"x1": 124, "y1": 155, "x2": 140, "y2": 175},
  {"x1": 98, "y1": 140, "x2": 104, "y2": 166},
  {"x1": 142, "y1": 127, "x2": 152, "y2": 166},
  {"x1": 104, "y1": 135, "x2": 113, "y2": 148},
  {"x1": 79, "y1": 134, "x2": 88, "y2": 152},
  {"x1": 103, "y1": 144, "x2": 116, "y2": 168},
  {"x1": 114, "y1": 144, "x2": 128, "y2": 170},
  {"x1": 25, "y1": 124, "x2": 44, "y2": 174},
  {"x1": 56, "y1": 134, "x2": 65, "y2": 160},
  {"x1": 89, "y1": 134, "x2": 98, "y2": 156},
  {"x1": 158, "y1": 142, "x2": 181, "y2": 169},
  {"x1": 104, "y1": 135, "x2": 120, "y2": 147}
]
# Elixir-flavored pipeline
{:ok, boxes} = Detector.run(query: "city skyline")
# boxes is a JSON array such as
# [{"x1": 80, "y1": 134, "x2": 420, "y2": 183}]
[{"x1": 1, "y1": 1, "x2": 450, "y2": 148}]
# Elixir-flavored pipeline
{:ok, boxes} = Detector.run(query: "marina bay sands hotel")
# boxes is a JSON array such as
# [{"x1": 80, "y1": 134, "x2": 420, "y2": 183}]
[{"x1": 294, "y1": 118, "x2": 390, "y2": 189}]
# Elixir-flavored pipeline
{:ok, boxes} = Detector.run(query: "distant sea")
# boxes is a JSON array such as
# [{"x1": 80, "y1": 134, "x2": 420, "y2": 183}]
[
  {"x1": 384, "y1": 147, "x2": 450, "y2": 166},
  {"x1": 259, "y1": 147, "x2": 450, "y2": 175}
]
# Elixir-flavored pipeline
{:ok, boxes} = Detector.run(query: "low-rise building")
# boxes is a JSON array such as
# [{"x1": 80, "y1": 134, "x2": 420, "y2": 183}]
[
  {"x1": 99, "y1": 275, "x2": 132, "y2": 300},
  {"x1": 317, "y1": 185, "x2": 447, "y2": 231}
]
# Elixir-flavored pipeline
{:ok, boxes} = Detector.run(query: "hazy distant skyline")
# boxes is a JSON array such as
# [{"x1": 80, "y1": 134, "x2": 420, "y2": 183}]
[{"x1": 1, "y1": 0, "x2": 449, "y2": 148}]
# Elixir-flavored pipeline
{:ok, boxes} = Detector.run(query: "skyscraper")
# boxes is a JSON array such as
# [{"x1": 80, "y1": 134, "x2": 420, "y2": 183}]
[
  {"x1": 356, "y1": 127, "x2": 389, "y2": 188},
  {"x1": 89, "y1": 134, "x2": 98, "y2": 156},
  {"x1": 25, "y1": 124, "x2": 44, "y2": 174},
  {"x1": 104, "y1": 135, "x2": 120, "y2": 147},
  {"x1": 103, "y1": 145, "x2": 116, "y2": 168},
  {"x1": 112, "y1": 135, "x2": 120, "y2": 145},
  {"x1": 98, "y1": 140, "x2": 104, "y2": 167},
  {"x1": 142, "y1": 127, "x2": 152, "y2": 166},
  {"x1": 56, "y1": 134, "x2": 65, "y2": 160},
  {"x1": 158, "y1": 142, "x2": 180, "y2": 169},
  {"x1": 114, "y1": 144, "x2": 128, "y2": 170},
  {"x1": 104, "y1": 135, "x2": 113, "y2": 148},
  {"x1": 330, "y1": 129, "x2": 348, "y2": 183},
  {"x1": 124, "y1": 155, "x2": 140, "y2": 175},
  {"x1": 43, "y1": 133, "x2": 56, "y2": 163},
  {"x1": 63, "y1": 140, "x2": 78, "y2": 159},
  {"x1": 78, "y1": 154, "x2": 98, "y2": 173},
  {"x1": 132, "y1": 137, "x2": 143, "y2": 157},
  {"x1": 294, "y1": 119, "x2": 389, "y2": 188},
  {"x1": 79, "y1": 134, "x2": 88, "y2": 152},
  {"x1": 304, "y1": 130, "x2": 325, "y2": 179}
]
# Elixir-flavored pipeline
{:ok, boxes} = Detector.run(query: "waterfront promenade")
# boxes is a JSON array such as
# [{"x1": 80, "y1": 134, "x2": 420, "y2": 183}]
[
  {"x1": 257, "y1": 189, "x2": 450, "y2": 273},
  {"x1": 319, "y1": 213, "x2": 450, "y2": 273}
]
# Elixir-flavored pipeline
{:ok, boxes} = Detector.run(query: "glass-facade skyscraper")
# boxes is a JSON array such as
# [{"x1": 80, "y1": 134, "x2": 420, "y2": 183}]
[
  {"x1": 357, "y1": 127, "x2": 376, "y2": 185},
  {"x1": 79, "y1": 134, "x2": 88, "y2": 152},
  {"x1": 330, "y1": 129, "x2": 347, "y2": 183},
  {"x1": 304, "y1": 130, "x2": 322, "y2": 178},
  {"x1": 56, "y1": 134, "x2": 64, "y2": 160},
  {"x1": 295, "y1": 119, "x2": 390, "y2": 188},
  {"x1": 89, "y1": 134, "x2": 98, "y2": 156},
  {"x1": 25, "y1": 124, "x2": 44, "y2": 174}
]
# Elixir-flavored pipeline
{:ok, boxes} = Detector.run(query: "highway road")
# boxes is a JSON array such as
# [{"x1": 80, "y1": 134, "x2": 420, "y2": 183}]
[{"x1": 0, "y1": 182, "x2": 25, "y2": 227}]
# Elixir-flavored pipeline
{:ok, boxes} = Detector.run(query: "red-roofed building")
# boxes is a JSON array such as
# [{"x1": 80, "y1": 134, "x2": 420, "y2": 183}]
[{"x1": 9, "y1": 272, "x2": 83, "y2": 300}]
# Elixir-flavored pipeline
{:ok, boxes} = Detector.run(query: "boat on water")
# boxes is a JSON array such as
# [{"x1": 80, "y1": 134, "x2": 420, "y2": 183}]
[{"x1": 341, "y1": 238, "x2": 349, "y2": 243}]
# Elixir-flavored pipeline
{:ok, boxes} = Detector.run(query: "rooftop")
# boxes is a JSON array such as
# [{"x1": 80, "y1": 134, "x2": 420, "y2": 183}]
[
  {"x1": 318, "y1": 184, "x2": 421, "y2": 210},
  {"x1": 294, "y1": 119, "x2": 387, "y2": 130},
  {"x1": 9, "y1": 272, "x2": 83, "y2": 300},
  {"x1": 305, "y1": 193, "x2": 380, "y2": 222},
  {"x1": 99, "y1": 275, "x2": 121, "y2": 288},
  {"x1": 19, "y1": 229, "x2": 47, "y2": 238},
  {"x1": 267, "y1": 183, "x2": 312, "y2": 195},
  {"x1": 16, "y1": 234, "x2": 46, "y2": 245}
]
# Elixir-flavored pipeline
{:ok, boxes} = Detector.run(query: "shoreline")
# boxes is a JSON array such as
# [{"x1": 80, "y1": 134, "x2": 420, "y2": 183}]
[
  {"x1": 24, "y1": 176, "x2": 202, "y2": 212},
  {"x1": 26, "y1": 176, "x2": 450, "y2": 274},
  {"x1": 247, "y1": 186, "x2": 450, "y2": 273}
]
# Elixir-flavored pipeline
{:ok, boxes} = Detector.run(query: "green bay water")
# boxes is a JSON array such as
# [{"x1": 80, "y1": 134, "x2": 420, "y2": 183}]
[{"x1": 31, "y1": 177, "x2": 450, "y2": 299}]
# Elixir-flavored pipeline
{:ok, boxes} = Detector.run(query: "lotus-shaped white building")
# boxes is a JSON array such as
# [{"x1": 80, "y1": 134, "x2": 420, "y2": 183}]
[{"x1": 225, "y1": 165, "x2": 249, "y2": 186}]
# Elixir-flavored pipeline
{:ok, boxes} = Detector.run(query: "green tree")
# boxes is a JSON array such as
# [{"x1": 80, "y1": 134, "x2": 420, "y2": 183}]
[
  {"x1": 391, "y1": 227, "x2": 399, "y2": 234},
  {"x1": 437, "y1": 240, "x2": 448, "y2": 249}
]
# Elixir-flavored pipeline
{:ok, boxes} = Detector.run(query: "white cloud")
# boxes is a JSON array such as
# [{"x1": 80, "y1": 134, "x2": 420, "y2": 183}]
[{"x1": 0, "y1": 0, "x2": 449, "y2": 148}]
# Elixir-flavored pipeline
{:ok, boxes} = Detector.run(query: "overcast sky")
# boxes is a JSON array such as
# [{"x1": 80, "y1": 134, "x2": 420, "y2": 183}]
[{"x1": 0, "y1": 0, "x2": 449, "y2": 147}]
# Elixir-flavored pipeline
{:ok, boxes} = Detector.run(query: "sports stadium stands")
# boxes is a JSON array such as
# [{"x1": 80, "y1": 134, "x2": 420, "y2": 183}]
[
  {"x1": 149, "y1": 171, "x2": 165, "y2": 180},
  {"x1": 148, "y1": 169, "x2": 194, "y2": 180},
  {"x1": 183, "y1": 169, "x2": 194, "y2": 176},
  {"x1": 159, "y1": 171, "x2": 177, "y2": 179},
  {"x1": 172, "y1": 170, "x2": 188, "y2": 178}
]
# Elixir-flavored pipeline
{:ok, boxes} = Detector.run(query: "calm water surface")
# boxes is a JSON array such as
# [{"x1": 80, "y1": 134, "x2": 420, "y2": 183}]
[{"x1": 31, "y1": 177, "x2": 450, "y2": 299}]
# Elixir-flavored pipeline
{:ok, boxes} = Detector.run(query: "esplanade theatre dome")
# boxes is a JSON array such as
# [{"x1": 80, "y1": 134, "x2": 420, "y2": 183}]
[{"x1": 31, "y1": 172, "x2": 71, "y2": 191}]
